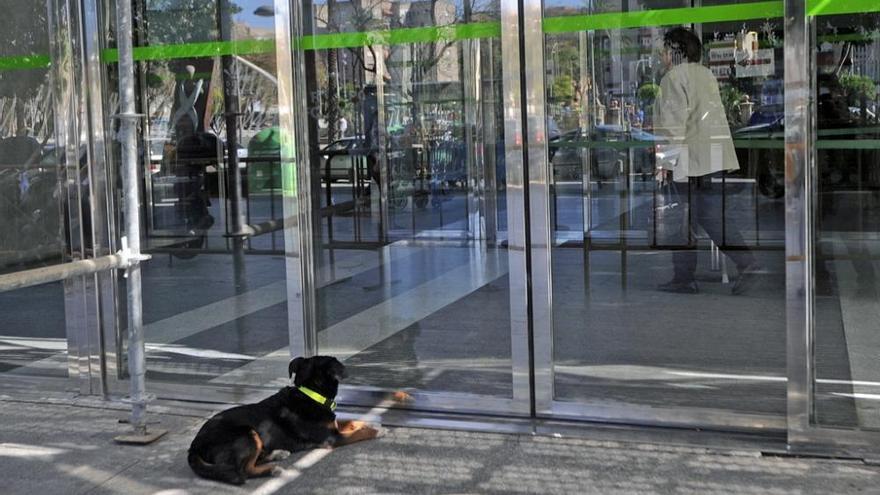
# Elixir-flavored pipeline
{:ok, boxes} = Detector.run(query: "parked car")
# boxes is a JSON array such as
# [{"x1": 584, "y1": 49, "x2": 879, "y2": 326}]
[
  {"x1": 320, "y1": 136, "x2": 366, "y2": 183},
  {"x1": 548, "y1": 125, "x2": 660, "y2": 182}
]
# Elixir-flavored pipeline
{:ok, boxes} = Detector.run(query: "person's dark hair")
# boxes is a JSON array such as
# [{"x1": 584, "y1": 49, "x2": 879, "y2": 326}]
[{"x1": 663, "y1": 27, "x2": 703, "y2": 63}]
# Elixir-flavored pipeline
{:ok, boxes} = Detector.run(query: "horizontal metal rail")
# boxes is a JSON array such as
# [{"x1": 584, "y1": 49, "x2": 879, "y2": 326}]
[{"x1": 0, "y1": 254, "x2": 126, "y2": 293}]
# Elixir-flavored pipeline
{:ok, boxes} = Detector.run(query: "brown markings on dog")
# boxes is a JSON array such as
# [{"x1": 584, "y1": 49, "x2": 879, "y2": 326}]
[{"x1": 244, "y1": 430, "x2": 277, "y2": 477}]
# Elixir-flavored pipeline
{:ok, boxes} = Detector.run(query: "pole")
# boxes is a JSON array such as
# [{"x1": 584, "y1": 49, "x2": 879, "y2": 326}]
[
  {"x1": 218, "y1": 0, "x2": 249, "y2": 295},
  {"x1": 113, "y1": 0, "x2": 165, "y2": 444}
]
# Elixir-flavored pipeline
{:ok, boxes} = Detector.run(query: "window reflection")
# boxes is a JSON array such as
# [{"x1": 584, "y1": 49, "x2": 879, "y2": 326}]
[
  {"x1": 0, "y1": 1, "x2": 68, "y2": 380},
  {"x1": 0, "y1": 2, "x2": 63, "y2": 273},
  {"x1": 546, "y1": 4, "x2": 787, "y2": 416},
  {"x1": 814, "y1": 17, "x2": 880, "y2": 430}
]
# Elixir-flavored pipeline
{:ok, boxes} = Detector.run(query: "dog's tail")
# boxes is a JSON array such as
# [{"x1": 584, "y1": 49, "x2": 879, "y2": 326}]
[{"x1": 187, "y1": 450, "x2": 246, "y2": 485}]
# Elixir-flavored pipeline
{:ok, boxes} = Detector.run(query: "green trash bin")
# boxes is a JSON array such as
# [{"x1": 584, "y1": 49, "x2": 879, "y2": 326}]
[{"x1": 246, "y1": 127, "x2": 281, "y2": 194}]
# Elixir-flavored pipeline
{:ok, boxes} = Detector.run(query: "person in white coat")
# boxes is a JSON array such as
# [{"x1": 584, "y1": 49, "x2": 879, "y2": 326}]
[{"x1": 652, "y1": 27, "x2": 759, "y2": 294}]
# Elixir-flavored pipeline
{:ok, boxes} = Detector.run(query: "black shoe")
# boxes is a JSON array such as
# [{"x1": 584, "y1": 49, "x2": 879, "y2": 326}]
[
  {"x1": 657, "y1": 280, "x2": 698, "y2": 294},
  {"x1": 731, "y1": 263, "x2": 762, "y2": 295}
]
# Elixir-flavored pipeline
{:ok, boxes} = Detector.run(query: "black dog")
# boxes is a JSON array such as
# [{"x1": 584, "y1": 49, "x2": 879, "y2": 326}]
[{"x1": 188, "y1": 355, "x2": 380, "y2": 485}]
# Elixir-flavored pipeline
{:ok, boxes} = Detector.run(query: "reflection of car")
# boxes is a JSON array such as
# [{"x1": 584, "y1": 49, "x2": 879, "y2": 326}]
[
  {"x1": 148, "y1": 138, "x2": 167, "y2": 174},
  {"x1": 849, "y1": 106, "x2": 877, "y2": 121},
  {"x1": 746, "y1": 104, "x2": 783, "y2": 127},
  {"x1": 548, "y1": 125, "x2": 658, "y2": 182},
  {"x1": 320, "y1": 136, "x2": 365, "y2": 182},
  {"x1": 0, "y1": 139, "x2": 72, "y2": 268}
]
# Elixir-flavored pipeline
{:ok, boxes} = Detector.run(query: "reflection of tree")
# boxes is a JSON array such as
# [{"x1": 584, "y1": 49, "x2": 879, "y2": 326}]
[
  {"x1": 141, "y1": 0, "x2": 271, "y2": 134},
  {"x1": 0, "y1": 2, "x2": 52, "y2": 139},
  {"x1": 720, "y1": 85, "x2": 745, "y2": 128},
  {"x1": 144, "y1": 0, "x2": 228, "y2": 44},
  {"x1": 315, "y1": 0, "x2": 495, "y2": 141},
  {"x1": 840, "y1": 73, "x2": 877, "y2": 119}
]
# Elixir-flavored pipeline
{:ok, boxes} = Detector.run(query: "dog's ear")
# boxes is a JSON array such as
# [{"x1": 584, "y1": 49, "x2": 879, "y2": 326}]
[{"x1": 289, "y1": 357, "x2": 305, "y2": 379}]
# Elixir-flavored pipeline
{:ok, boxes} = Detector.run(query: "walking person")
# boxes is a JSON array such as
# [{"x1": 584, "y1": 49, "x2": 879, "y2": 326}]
[{"x1": 652, "y1": 27, "x2": 761, "y2": 294}]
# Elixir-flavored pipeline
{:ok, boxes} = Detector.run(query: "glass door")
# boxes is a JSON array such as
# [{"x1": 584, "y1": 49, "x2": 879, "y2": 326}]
[
  {"x1": 534, "y1": 0, "x2": 789, "y2": 429},
  {"x1": 288, "y1": 0, "x2": 531, "y2": 414},
  {"x1": 99, "y1": 0, "x2": 298, "y2": 402},
  {"x1": 787, "y1": 0, "x2": 880, "y2": 452}
]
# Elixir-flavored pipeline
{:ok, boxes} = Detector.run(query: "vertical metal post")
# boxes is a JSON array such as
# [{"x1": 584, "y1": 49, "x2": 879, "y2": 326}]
[
  {"x1": 463, "y1": 1, "x2": 484, "y2": 241},
  {"x1": 278, "y1": 0, "x2": 315, "y2": 358},
  {"x1": 113, "y1": 0, "x2": 164, "y2": 444},
  {"x1": 521, "y1": 0, "x2": 554, "y2": 415},
  {"x1": 500, "y1": 0, "x2": 533, "y2": 416},
  {"x1": 481, "y1": 37, "x2": 498, "y2": 246},
  {"x1": 218, "y1": 0, "x2": 248, "y2": 294},
  {"x1": 375, "y1": 52, "x2": 389, "y2": 241},
  {"x1": 784, "y1": 0, "x2": 813, "y2": 446}
]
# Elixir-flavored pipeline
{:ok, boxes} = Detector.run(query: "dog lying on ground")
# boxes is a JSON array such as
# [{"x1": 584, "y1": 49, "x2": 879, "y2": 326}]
[{"x1": 188, "y1": 355, "x2": 381, "y2": 485}]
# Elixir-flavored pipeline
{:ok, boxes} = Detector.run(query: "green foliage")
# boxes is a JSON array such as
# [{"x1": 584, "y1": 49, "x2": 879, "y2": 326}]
[
  {"x1": 144, "y1": 0, "x2": 241, "y2": 45},
  {"x1": 637, "y1": 83, "x2": 660, "y2": 103},
  {"x1": 840, "y1": 73, "x2": 877, "y2": 103},
  {"x1": 551, "y1": 74, "x2": 575, "y2": 103},
  {"x1": 720, "y1": 85, "x2": 745, "y2": 127}
]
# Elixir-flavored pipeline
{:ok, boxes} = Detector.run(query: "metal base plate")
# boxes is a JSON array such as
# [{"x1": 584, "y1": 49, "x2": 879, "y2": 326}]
[{"x1": 113, "y1": 429, "x2": 168, "y2": 445}]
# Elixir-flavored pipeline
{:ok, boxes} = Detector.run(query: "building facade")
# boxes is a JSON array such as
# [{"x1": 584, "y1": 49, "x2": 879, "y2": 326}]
[{"x1": 1, "y1": 0, "x2": 879, "y2": 454}]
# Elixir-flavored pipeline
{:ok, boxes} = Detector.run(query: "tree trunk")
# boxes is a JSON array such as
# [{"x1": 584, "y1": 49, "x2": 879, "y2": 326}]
[{"x1": 326, "y1": 0, "x2": 339, "y2": 142}]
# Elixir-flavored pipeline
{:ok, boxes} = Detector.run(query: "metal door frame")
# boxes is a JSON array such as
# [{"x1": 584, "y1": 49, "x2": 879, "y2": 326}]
[
  {"x1": 523, "y1": 0, "x2": 880, "y2": 453},
  {"x1": 784, "y1": 0, "x2": 880, "y2": 455},
  {"x1": 524, "y1": 0, "x2": 788, "y2": 433},
  {"x1": 280, "y1": 0, "x2": 533, "y2": 416}
]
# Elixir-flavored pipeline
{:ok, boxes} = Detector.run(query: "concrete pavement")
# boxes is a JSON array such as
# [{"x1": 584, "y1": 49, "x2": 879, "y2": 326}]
[{"x1": 1, "y1": 396, "x2": 878, "y2": 495}]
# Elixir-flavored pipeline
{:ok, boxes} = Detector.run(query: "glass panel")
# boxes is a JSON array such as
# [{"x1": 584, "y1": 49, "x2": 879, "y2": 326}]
[
  {"x1": 813, "y1": 8, "x2": 880, "y2": 430},
  {"x1": 545, "y1": 1, "x2": 787, "y2": 416},
  {"x1": 305, "y1": 0, "x2": 513, "y2": 399},
  {"x1": 0, "y1": 2, "x2": 64, "y2": 273},
  {"x1": 0, "y1": 2, "x2": 69, "y2": 379},
  {"x1": 103, "y1": 0, "x2": 290, "y2": 390}
]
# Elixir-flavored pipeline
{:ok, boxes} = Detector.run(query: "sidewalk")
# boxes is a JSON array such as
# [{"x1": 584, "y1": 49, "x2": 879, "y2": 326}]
[{"x1": 1, "y1": 396, "x2": 877, "y2": 495}]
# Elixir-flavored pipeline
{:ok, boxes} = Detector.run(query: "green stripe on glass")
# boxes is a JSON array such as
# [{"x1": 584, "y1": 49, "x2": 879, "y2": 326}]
[
  {"x1": 816, "y1": 140, "x2": 880, "y2": 149},
  {"x1": 102, "y1": 39, "x2": 275, "y2": 62},
  {"x1": 809, "y1": 0, "x2": 880, "y2": 16},
  {"x1": 0, "y1": 54, "x2": 51, "y2": 70},
  {"x1": 553, "y1": 139, "x2": 786, "y2": 150},
  {"x1": 5, "y1": 0, "x2": 878, "y2": 70},
  {"x1": 733, "y1": 139, "x2": 784, "y2": 149},
  {"x1": 301, "y1": 22, "x2": 500, "y2": 50},
  {"x1": 99, "y1": 22, "x2": 502, "y2": 63},
  {"x1": 542, "y1": 2, "x2": 783, "y2": 34},
  {"x1": 817, "y1": 127, "x2": 880, "y2": 137}
]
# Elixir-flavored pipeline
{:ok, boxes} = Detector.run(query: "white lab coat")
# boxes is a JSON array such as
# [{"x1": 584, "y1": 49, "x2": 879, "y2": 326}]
[{"x1": 653, "y1": 62, "x2": 739, "y2": 182}]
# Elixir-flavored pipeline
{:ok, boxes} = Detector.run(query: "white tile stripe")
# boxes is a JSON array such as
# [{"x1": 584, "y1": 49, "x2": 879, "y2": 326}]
[
  {"x1": 834, "y1": 257, "x2": 880, "y2": 429},
  {"x1": 4, "y1": 243, "x2": 414, "y2": 374},
  {"x1": 211, "y1": 247, "x2": 508, "y2": 385}
]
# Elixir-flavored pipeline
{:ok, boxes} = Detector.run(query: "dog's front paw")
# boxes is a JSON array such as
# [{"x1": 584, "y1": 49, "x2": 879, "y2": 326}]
[
  {"x1": 266, "y1": 449, "x2": 291, "y2": 461},
  {"x1": 360, "y1": 424, "x2": 381, "y2": 439},
  {"x1": 339, "y1": 420, "x2": 367, "y2": 433},
  {"x1": 270, "y1": 466, "x2": 286, "y2": 477}
]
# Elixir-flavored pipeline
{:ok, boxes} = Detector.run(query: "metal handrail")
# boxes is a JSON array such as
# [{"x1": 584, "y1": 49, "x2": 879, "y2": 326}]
[{"x1": 0, "y1": 254, "x2": 127, "y2": 293}]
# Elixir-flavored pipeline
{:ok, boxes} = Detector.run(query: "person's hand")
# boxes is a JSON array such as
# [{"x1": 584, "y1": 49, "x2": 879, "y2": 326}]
[{"x1": 654, "y1": 166, "x2": 670, "y2": 184}]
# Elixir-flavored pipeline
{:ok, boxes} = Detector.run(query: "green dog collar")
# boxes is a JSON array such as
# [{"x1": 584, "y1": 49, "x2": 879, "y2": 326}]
[{"x1": 297, "y1": 385, "x2": 337, "y2": 411}]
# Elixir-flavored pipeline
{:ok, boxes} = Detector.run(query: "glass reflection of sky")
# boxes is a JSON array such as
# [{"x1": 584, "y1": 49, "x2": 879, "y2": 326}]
[{"x1": 234, "y1": 0, "x2": 276, "y2": 31}]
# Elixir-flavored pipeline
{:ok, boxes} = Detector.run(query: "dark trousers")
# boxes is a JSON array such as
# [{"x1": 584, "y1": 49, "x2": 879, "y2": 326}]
[{"x1": 670, "y1": 171, "x2": 755, "y2": 282}]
